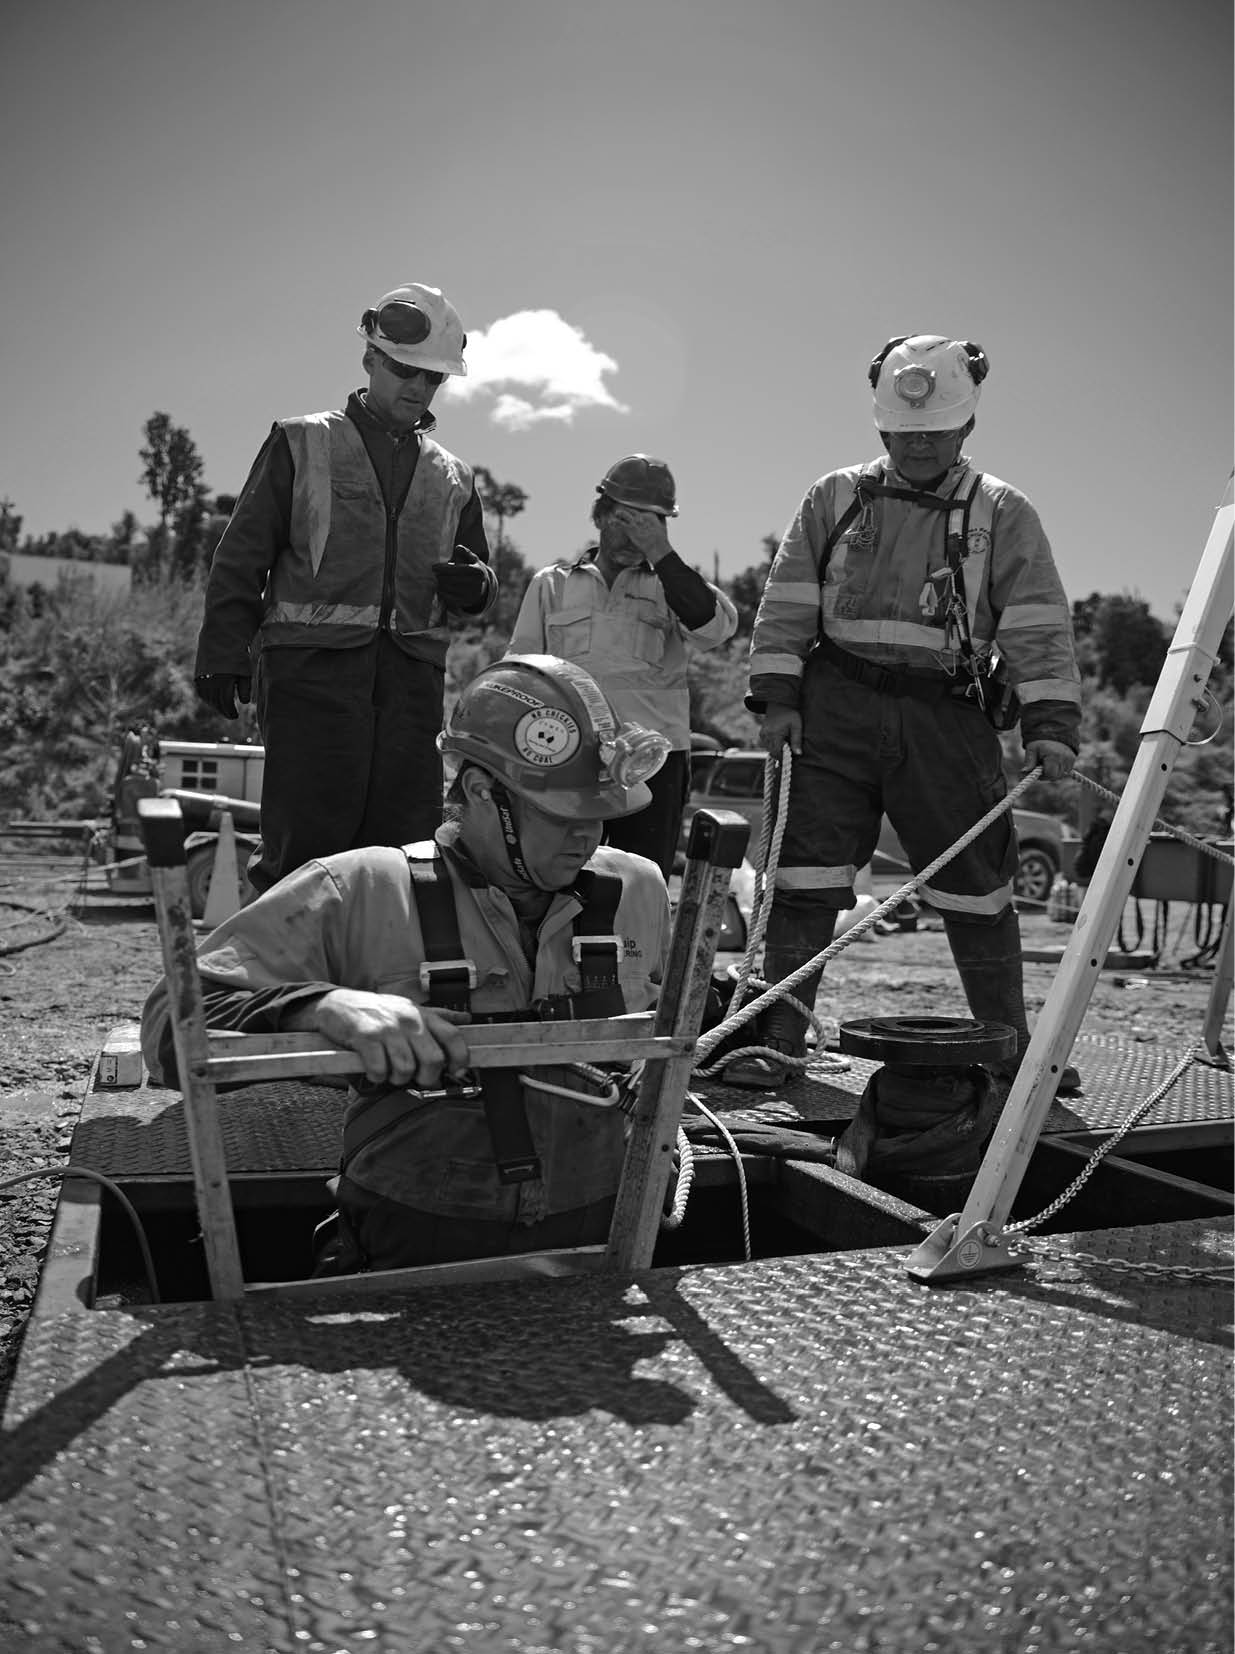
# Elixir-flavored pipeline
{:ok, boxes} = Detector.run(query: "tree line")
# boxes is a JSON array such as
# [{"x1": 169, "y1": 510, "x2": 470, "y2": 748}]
[{"x1": 1, "y1": 413, "x2": 1231, "y2": 839}]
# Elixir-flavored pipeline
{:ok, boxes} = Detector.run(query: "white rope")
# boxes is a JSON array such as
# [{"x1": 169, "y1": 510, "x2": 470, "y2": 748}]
[
  {"x1": 658, "y1": 1127, "x2": 694, "y2": 1230},
  {"x1": 682, "y1": 1094, "x2": 751, "y2": 1260},
  {"x1": 693, "y1": 762, "x2": 1047, "y2": 1076},
  {"x1": 1075, "y1": 769, "x2": 1235, "y2": 868}
]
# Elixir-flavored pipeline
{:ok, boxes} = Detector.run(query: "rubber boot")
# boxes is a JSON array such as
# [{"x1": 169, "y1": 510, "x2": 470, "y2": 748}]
[
  {"x1": 721, "y1": 906, "x2": 837, "y2": 1089},
  {"x1": 944, "y1": 911, "x2": 1081, "y2": 1096}
]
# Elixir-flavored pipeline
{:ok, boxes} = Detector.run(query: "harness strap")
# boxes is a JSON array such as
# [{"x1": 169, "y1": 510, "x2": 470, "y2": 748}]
[
  {"x1": 408, "y1": 856, "x2": 473, "y2": 1011},
  {"x1": 396, "y1": 850, "x2": 629, "y2": 1186},
  {"x1": 570, "y1": 868, "x2": 626, "y2": 1016},
  {"x1": 405, "y1": 847, "x2": 540, "y2": 1182}
]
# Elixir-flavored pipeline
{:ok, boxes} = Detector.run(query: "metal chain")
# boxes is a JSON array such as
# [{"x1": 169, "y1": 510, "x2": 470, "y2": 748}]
[
  {"x1": 937, "y1": 1044, "x2": 1235, "y2": 1283},
  {"x1": 1002, "y1": 1052, "x2": 1198, "y2": 1235}
]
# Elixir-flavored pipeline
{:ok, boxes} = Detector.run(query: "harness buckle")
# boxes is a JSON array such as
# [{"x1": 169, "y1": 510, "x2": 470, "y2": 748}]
[
  {"x1": 533, "y1": 995, "x2": 575, "y2": 1022},
  {"x1": 496, "y1": 1155, "x2": 542, "y2": 1185},
  {"x1": 418, "y1": 958, "x2": 478, "y2": 992},
  {"x1": 572, "y1": 934, "x2": 625, "y2": 965}
]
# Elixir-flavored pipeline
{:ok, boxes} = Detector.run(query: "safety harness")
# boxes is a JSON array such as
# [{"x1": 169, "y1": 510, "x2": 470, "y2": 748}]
[
  {"x1": 340, "y1": 846, "x2": 626, "y2": 1188},
  {"x1": 817, "y1": 467, "x2": 1017, "y2": 726}
]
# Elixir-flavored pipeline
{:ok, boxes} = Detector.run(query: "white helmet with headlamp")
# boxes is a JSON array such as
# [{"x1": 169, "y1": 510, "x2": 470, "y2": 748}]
[
  {"x1": 869, "y1": 334, "x2": 989, "y2": 432},
  {"x1": 438, "y1": 655, "x2": 670, "y2": 822},
  {"x1": 357, "y1": 283, "x2": 469, "y2": 377}
]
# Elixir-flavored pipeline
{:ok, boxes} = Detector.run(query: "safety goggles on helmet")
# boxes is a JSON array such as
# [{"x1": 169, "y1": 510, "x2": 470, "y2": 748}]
[{"x1": 364, "y1": 300, "x2": 432, "y2": 347}]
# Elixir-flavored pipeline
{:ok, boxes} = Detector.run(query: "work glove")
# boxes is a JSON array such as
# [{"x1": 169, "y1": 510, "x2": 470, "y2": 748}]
[
  {"x1": 759, "y1": 704, "x2": 802, "y2": 757},
  {"x1": 432, "y1": 544, "x2": 491, "y2": 612},
  {"x1": 194, "y1": 674, "x2": 252, "y2": 720},
  {"x1": 1022, "y1": 738, "x2": 1076, "y2": 782}
]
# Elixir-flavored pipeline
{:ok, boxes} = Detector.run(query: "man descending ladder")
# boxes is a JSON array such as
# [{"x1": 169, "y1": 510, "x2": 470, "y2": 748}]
[{"x1": 139, "y1": 655, "x2": 747, "y2": 1289}]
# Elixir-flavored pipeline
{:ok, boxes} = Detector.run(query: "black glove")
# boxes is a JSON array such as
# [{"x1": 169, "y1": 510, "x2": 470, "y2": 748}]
[
  {"x1": 432, "y1": 545, "x2": 490, "y2": 612},
  {"x1": 195, "y1": 674, "x2": 252, "y2": 720}
]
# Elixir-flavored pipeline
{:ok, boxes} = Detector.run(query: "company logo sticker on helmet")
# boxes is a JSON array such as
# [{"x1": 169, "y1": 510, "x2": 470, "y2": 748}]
[
  {"x1": 894, "y1": 366, "x2": 936, "y2": 406},
  {"x1": 487, "y1": 682, "x2": 544, "y2": 710},
  {"x1": 549, "y1": 658, "x2": 618, "y2": 742},
  {"x1": 514, "y1": 709, "x2": 582, "y2": 767}
]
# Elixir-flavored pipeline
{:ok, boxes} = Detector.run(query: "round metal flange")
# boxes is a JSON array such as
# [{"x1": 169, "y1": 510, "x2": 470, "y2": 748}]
[{"x1": 838, "y1": 1015, "x2": 1017, "y2": 1066}]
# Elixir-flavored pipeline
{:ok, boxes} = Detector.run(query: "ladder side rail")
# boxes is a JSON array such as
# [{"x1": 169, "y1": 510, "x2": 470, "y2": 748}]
[
  {"x1": 246, "y1": 1246, "x2": 607, "y2": 1299},
  {"x1": 606, "y1": 809, "x2": 751, "y2": 1271},
  {"x1": 137, "y1": 798, "x2": 246, "y2": 1300},
  {"x1": 1201, "y1": 898, "x2": 1233, "y2": 1061},
  {"x1": 200, "y1": 1018, "x2": 694, "y2": 1083},
  {"x1": 909, "y1": 479, "x2": 1234, "y2": 1279}
]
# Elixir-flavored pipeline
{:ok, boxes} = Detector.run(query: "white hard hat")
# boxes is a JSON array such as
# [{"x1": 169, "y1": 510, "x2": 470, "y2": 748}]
[
  {"x1": 869, "y1": 334, "x2": 988, "y2": 431},
  {"x1": 357, "y1": 283, "x2": 468, "y2": 376}
]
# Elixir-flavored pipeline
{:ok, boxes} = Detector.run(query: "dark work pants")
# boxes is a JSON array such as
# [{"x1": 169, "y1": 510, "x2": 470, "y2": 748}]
[
  {"x1": 249, "y1": 636, "x2": 445, "y2": 893},
  {"x1": 602, "y1": 749, "x2": 690, "y2": 879},
  {"x1": 316, "y1": 1175, "x2": 616, "y2": 1272}
]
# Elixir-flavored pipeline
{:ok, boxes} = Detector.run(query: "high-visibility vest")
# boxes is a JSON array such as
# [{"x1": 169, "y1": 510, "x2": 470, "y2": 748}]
[{"x1": 261, "y1": 411, "x2": 473, "y2": 660}]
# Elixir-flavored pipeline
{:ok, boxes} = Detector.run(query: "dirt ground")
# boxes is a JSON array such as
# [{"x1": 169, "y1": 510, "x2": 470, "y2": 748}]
[{"x1": 0, "y1": 849, "x2": 1227, "y2": 1406}]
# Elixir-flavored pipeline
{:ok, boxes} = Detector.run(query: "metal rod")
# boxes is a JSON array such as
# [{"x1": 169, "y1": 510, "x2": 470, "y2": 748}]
[{"x1": 908, "y1": 476, "x2": 1234, "y2": 1281}]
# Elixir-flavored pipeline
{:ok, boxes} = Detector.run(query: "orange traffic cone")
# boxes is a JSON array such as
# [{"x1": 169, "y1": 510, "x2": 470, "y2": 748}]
[{"x1": 201, "y1": 810, "x2": 242, "y2": 927}]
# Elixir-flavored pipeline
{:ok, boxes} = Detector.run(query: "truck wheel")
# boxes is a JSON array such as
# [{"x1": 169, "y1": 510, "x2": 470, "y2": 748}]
[{"x1": 1014, "y1": 846, "x2": 1057, "y2": 907}]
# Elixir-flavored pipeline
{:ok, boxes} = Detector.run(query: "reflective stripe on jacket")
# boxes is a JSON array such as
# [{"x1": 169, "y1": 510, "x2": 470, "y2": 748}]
[
  {"x1": 261, "y1": 411, "x2": 474, "y2": 663},
  {"x1": 506, "y1": 560, "x2": 738, "y2": 750},
  {"x1": 749, "y1": 457, "x2": 1081, "y2": 714}
]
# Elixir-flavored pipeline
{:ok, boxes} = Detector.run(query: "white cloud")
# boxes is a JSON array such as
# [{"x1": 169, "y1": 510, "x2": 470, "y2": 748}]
[{"x1": 445, "y1": 309, "x2": 628, "y2": 429}]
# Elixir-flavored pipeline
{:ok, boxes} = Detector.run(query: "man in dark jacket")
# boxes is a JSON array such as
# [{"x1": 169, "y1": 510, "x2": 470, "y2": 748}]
[{"x1": 194, "y1": 283, "x2": 497, "y2": 893}]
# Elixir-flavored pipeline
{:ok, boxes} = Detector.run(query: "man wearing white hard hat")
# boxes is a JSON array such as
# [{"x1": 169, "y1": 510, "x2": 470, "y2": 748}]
[
  {"x1": 194, "y1": 283, "x2": 496, "y2": 893},
  {"x1": 722, "y1": 335, "x2": 1082, "y2": 1099}
]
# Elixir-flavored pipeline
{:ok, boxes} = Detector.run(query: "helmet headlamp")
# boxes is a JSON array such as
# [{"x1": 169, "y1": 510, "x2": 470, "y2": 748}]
[
  {"x1": 602, "y1": 724, "x2": 671, "y2": 788},
  {"x1": 893, "y1": 365, "x2": 936, "y2": 407}
]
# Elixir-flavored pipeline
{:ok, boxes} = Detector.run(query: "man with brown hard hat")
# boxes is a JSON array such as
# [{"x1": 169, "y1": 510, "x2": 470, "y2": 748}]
[
  {"x1": 723, "y1": 334, "x2": 1083, "y2": 1096},
  {"x1": 193, "y1": 282, "x2": 497, "y2": 893},
  {"x1": 142, "y1": 654, "x2": 676, "y2": 1273},
  {"x1": 507, "y1": 455, "x2": 738, "y2": 877}
]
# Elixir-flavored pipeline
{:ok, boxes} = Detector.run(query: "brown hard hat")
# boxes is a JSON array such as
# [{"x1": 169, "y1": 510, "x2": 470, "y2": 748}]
[{"x1": 596, "y1": 454, "x2": 678, "y2": 517}]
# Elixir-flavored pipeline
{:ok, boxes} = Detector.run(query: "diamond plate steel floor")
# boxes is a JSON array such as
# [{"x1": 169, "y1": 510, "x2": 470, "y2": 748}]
[
  {"x1": 70, "y1": 1029, "x2": 1233, "y2": 1188},
  {"x1": 2, "y1": 1220, "x2": 1231, "y2": 1654},
  {"x1": 696, "y1": 1028, "x2": 1234, "y2": 1139}
]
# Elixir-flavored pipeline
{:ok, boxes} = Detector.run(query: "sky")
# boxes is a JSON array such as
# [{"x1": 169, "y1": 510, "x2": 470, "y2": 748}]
[{"x1": 1, "y1": 0, "x2": 1230, "y2": 622}]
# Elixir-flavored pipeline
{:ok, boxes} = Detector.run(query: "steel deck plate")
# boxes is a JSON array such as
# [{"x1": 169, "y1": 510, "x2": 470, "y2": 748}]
[
  {"x1": 698, "y1": 1028, "x2": 1234, "y2": 1138},
  {"x1": 2, "y1": 1220, "x2": 1230, "y2": 1653},
  {"x1": 75, "y1": 1076, "x2": 348, "y2": 1178},
  {"x1": 71, "y1": 1031, "x2": 1232, "y2": 1187}
]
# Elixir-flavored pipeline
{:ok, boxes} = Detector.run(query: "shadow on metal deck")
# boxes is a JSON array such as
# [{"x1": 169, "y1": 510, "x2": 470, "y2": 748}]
[{"x1": 1, "y1": 1030, "x2": 1231, "y2": 1652}]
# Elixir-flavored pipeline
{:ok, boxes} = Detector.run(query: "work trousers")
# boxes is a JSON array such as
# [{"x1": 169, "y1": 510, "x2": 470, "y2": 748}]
[
  {"x1": 771, "y1": 651, "x2": 1017, "y2": 916},
  {"x1": 316, "y1": 1174, "x2": 615, "y2": 1272},
  {"x1": 249, "y1": 635, "x2": 445, "y2": 893},
  {"x1": 603, "y1": 748, "x2": 690, "y2": 879}
]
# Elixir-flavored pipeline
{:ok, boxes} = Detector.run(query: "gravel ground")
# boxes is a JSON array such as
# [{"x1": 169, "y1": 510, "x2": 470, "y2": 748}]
[{"x1": 0, "y1": 847, "x2": 1225, "y2": 1413}]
